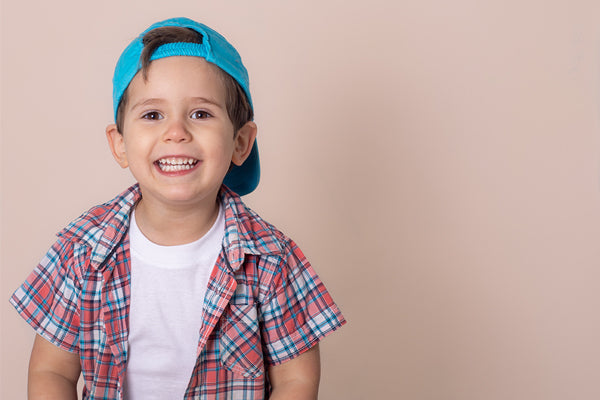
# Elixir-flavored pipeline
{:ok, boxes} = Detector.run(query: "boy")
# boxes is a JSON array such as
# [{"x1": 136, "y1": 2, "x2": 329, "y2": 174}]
[{"x1": 10, "y1": 17, "x2": 345, "y2": 399}]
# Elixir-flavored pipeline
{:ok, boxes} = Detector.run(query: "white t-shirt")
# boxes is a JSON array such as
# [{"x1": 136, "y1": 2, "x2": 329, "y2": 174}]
[{"x1": 123, "y1": 206, "x2": 225, "y2": 399}]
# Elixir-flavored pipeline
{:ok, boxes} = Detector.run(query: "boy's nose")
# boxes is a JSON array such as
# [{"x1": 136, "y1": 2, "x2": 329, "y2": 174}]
[{"x1": 164, "y1": 120, "x2": 192, "y2": 142}]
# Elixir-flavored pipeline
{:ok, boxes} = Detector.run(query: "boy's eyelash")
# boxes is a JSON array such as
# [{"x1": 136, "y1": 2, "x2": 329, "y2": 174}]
[
  {"x1": 191, "y1": 110, "x2": 212, "y2": 119},
  {"x1": 138, "y1": 110, "x2": 213, "y2": 120},
  {"x1": 141, "y1": 111, "x2": 162, "y2": 120}
]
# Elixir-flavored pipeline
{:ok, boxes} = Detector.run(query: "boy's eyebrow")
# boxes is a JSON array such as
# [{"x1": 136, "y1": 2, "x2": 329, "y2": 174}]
[{"x1": 189, "y1": 97, "x2": 225, "y2": 109}]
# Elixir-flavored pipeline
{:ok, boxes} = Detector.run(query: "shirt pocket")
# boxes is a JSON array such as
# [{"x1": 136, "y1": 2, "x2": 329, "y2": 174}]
[{"x1": 220, "y1": 295, "x2": 265, "y2": 379}]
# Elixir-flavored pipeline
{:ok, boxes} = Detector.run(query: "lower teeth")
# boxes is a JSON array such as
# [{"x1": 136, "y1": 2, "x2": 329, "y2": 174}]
[{"x1": 160, "y1": 164, "x2": 194, "y2": 172}]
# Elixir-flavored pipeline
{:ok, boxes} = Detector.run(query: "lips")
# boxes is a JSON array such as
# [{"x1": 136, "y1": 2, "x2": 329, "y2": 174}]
[{"x1": 155, "y1": 156, "x2": 199, "y2": 172}]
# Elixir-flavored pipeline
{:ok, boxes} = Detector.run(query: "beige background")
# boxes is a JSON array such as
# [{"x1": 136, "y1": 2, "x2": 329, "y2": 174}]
[{"x1": 2, "y1": 0, "x2": 600, "y2": 399}]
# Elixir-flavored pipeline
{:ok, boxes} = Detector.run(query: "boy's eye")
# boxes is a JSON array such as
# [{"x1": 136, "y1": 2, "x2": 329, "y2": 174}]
[
  {"x1": 190, "y1": 110, "x2": 211, "y2": 119},
  {"x1": 141, "y1": 111, "x2": 163, "y2": 120}
]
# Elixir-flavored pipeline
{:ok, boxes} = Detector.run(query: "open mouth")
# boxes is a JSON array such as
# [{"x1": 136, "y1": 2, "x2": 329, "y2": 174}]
[{"x1": 155, "y1": 157, "x2": 199, "y2": 172}]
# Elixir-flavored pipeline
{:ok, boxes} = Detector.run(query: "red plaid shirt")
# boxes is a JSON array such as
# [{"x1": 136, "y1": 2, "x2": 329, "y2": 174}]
[{"x1": 11, "y1": 185, "x2": 345, "y2": 399}]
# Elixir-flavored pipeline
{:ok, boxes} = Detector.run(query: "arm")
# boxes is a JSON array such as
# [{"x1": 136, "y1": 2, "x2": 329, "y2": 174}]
[
  {"x1": 268, "y1": 344, "x2": 321, "y2": 400},
  {"x1": 28, "y1": 334, "x2": 81, "y2": 400}
]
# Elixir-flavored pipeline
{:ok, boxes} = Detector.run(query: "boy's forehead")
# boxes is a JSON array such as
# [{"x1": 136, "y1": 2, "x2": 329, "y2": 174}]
[{"x1": 126, "y1": 57, "x2": 228, "y2": 107}]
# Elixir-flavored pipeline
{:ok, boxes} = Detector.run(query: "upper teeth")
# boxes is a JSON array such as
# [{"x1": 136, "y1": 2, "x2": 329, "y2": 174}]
[
  {"x1": 157, "y1": 157, "x2": 198, "y2": 172},
  {"x1": 158, "y1": 157, "x2": 197, "y2": 165}
]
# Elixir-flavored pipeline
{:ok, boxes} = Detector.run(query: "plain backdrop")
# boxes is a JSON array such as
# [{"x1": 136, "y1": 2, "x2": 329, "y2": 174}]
[{"x1": 2, "y1": 1, "x2": 600, "y2": 399}]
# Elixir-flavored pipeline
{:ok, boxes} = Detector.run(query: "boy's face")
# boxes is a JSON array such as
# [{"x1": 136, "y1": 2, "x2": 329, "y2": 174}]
[{"x1": 106, "y1": 56, "x2": 256, "y2": 210}]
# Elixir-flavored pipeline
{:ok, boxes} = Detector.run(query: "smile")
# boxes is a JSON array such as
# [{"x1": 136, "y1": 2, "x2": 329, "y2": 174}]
[{"x1": 156, "y1": 157, "x2": 199, "y2": 172}]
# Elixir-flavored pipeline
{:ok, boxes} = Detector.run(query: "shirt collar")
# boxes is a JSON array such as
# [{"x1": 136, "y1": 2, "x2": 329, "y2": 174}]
[
  {"x1": 58, "y1": 184, "x2": 141, "y2": 270},
  {"x1": 58, "y1": 184, "x2": 283, "y2": 272},
  {"x1": 219, "y1": 185, "x2": 284, "y2": 272}
]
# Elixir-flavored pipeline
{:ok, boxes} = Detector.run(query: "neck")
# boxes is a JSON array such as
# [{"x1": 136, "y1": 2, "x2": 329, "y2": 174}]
[{"x1": 133, "y1": 195, "x2": 220, "y2": 246}]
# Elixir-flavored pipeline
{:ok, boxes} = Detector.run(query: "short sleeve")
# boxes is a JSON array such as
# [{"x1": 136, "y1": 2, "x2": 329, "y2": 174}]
[
  {"x1": 10, "y1": 237, "x2": 82, "y2": 353},
  {"x1": 259, "y1": 240, "x2": 346, "y2": 366}
]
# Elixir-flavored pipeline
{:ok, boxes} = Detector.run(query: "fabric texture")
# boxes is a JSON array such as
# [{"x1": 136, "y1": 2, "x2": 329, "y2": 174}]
[{"x1": 10, "y1": 184, "x2": 346, "y2": 399}]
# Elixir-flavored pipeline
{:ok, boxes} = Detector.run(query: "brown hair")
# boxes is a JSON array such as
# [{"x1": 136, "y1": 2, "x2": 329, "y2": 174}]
[{"x1": 115, "y1": 26, "x2": 253, "y2": 134}]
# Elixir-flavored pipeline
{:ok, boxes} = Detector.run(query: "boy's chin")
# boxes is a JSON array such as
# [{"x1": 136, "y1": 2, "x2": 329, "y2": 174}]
[{"x1": 137, "y1": 184, "x2": 222, "y2": 208}]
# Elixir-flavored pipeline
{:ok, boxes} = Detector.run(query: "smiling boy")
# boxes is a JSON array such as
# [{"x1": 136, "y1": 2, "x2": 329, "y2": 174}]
[{"x1": 11, "y1": 17, "x2": 345, "y2": 399}]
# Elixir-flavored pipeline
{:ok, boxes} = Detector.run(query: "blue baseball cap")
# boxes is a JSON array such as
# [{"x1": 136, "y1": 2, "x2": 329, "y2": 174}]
[{"x1": 112, "y1": 17, "x2": 260, "y2": 196}]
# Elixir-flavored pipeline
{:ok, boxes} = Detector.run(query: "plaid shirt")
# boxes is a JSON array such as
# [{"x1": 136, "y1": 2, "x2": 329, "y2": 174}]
[{"x1": 11, "y1": 184, "x2": 345, "y2": 399}]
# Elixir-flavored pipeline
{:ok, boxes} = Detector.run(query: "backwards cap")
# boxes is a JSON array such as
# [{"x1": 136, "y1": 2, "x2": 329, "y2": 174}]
[{"x1": 112, "y1": 17, "x2": 259, "y2": 196}]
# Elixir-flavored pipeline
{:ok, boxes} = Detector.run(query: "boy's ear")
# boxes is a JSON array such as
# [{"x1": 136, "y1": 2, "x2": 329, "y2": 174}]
[
  {"x1": 105, "y1": 124, "x2": 129, "y2": 168},
  {"x1": 231, "y1": 121, "x2": 258, "y2": 166}
]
